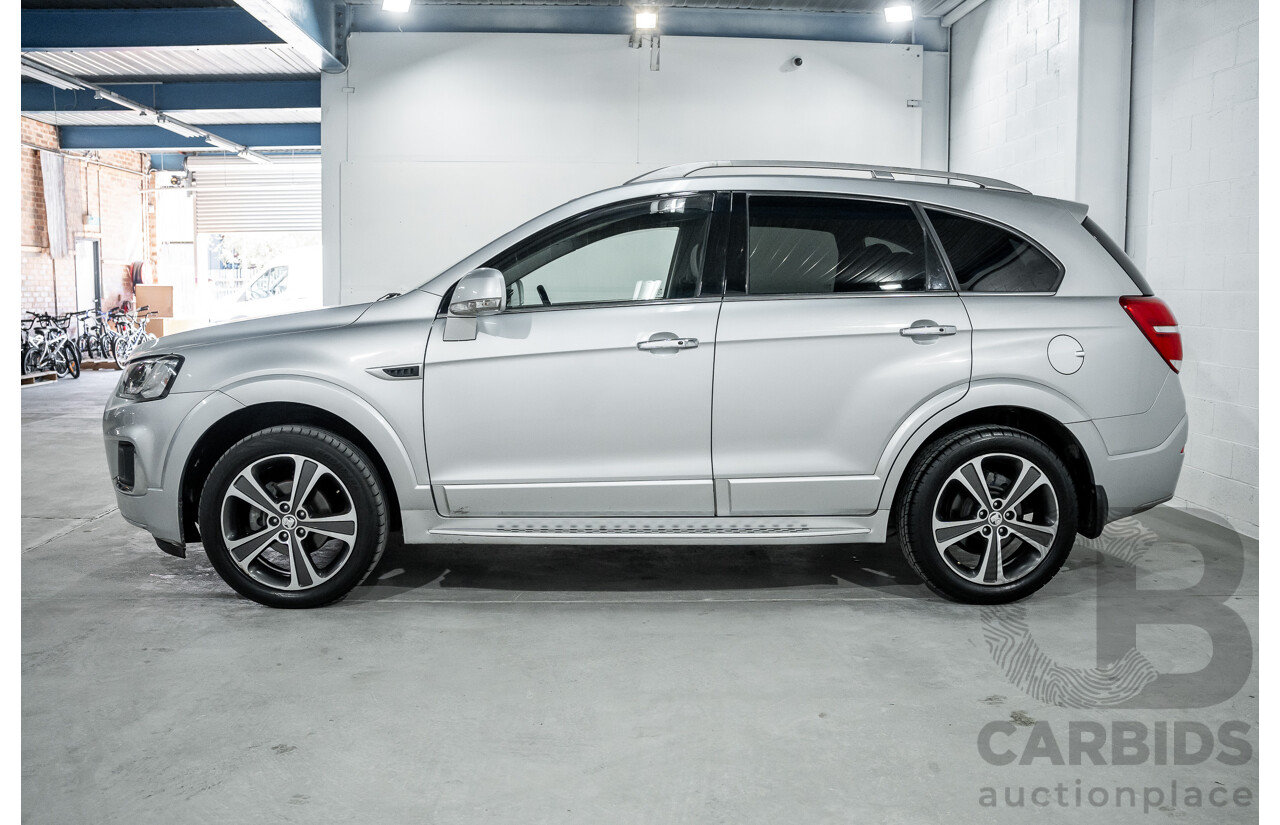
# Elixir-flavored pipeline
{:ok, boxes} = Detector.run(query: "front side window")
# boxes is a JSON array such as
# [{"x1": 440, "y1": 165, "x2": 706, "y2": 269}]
[
  {"x1": 746, "y1": 196, "x2": 949, "y2": 295},
  {"x1": 925, "y1": 209, "x2": 1062, "y2": 293},
  {"x1": 491, "y1": 195, "x2": 713, "y2": 309}
]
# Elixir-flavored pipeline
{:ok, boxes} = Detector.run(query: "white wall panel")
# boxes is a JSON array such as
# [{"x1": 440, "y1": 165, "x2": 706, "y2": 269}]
[
  {"x1": 338, "y1": 160, "x2": 637, "y2": 304},
  {"x1": 1127, "y1": 0, "x2": 1258, "y2": 536},
  {"x1": 325, "y1": 32, "x2": 927, "y2": 303}
]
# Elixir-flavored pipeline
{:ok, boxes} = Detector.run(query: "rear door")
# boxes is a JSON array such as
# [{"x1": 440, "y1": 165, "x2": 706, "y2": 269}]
[{"x1": 711, "y1": 193, "x2": 972, "y2": 516}]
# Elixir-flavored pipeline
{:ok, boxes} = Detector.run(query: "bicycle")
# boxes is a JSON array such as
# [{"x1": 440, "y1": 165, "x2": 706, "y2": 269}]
[
  {"x1": 108, "y1": 305, "x2": 157, "y2": 368},
  {"x1": 22, "y1": 312, "x2": 81, "y2": 379},
  {"x1": 71, "y1": 306, "x2": 113, "y2": 361}
]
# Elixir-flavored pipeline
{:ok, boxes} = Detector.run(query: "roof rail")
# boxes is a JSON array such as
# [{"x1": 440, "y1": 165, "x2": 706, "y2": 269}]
[{"x1": 626, "y1": 160, "x2": 1028, "y2": 194}]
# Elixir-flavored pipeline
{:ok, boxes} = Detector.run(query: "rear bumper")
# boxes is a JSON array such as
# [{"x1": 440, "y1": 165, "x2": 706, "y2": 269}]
[{"x1": 1070, "y1": 414, "x2": 1188, "y2": 526}]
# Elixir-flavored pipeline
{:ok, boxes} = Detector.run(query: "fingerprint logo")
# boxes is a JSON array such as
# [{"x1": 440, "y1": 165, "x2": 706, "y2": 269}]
[{"x1": 981, "y1": 518, "x2": 1161, "y2": 708}]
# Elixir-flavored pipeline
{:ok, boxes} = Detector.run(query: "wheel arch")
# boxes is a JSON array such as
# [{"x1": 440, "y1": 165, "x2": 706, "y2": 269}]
[
  {"x1": 179, "y1": 399, "x2": 414, "y2": 544},
  {"x1": 880, "y1": 386, "x2": 1104, "y2": 538}
]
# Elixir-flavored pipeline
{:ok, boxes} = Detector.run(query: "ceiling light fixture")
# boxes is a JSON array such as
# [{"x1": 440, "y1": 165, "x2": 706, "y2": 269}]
[
  {"x1": 154, "y1": 116, "x2": 205, "y2": 140},
  {"x1": 382, "y1": 0, "x2": 412, "y2": 12},
  {"x1": 20, "y1": 60, "x2": 82, "y2": 91},
  {"x1": 884, "y1": 3, "x2": 914, "y2": 22},
  {"x1": 635, "y1": 10, "x2": 658, "y2": 30}
]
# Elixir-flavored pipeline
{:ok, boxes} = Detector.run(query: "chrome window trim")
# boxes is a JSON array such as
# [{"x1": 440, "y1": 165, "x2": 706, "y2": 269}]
[
  {"x1": 498, "y1": 295, "x2": 724, "y2": 315},
  {"x1": 721, "y1": 290, "x2": 958, "y2": 303}
]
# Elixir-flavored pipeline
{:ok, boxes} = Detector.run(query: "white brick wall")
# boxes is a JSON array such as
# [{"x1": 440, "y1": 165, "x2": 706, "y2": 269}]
[
  {"x1": 1128, "y1": 0, "x2": 1258, "y2": 536},
  {"x1": 949, "y1": 0, "x2": 1079, "y2": 199}
]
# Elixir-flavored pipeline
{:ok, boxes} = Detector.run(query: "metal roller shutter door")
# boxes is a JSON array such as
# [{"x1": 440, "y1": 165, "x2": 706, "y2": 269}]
[{"x1": 189, "y1": 155, "x2": 320, "y2": 233}]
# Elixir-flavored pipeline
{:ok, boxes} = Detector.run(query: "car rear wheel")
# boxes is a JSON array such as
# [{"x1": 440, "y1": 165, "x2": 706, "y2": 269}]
[
  {"x1": 897, "y1": 426, "x2": 1077, "y2": 604},
  {"x1": 198, "y1": 426, "x2": 389, "y2": 608}
]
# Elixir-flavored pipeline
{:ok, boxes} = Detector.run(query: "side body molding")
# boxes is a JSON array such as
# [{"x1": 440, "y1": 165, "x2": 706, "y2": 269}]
[{"x1": 220, "y1": 375, "x2": 435, "y2": 512}]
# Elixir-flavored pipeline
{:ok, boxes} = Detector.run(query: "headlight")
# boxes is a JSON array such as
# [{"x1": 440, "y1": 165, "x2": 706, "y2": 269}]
[{"x1": 116, "y1": 355, "x2": 184, "y2": 402}]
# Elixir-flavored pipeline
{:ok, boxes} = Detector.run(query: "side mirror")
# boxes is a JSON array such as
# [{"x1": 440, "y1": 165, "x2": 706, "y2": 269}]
[
  {"x1": 444, "y1": 267, "x2": 506, "y2": 342},
  {"x1": 449, "y1": 268, "x2": 507, "y2": 317}
]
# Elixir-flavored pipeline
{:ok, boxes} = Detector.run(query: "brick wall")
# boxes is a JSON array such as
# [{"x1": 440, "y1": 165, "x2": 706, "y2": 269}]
[
  {"x1": 20, "y1": 117, "x2": 153, "y2": 316},
  {"x1": 949, "y1": 0, "x2": 1079, "y2": 199},
  {"x1": 1127, "y1": 0, "x2": 1258, "y2": 535}
]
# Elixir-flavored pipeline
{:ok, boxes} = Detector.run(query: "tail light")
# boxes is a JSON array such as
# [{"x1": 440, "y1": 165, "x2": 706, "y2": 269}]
[{"x1": 1119, "y1": 296, "x2": 1182, "y2": 373}]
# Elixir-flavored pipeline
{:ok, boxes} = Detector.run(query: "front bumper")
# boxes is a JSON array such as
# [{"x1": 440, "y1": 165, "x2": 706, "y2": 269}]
[{"x1": 103, "y1": 387, "x2": 242, "y2": 545}]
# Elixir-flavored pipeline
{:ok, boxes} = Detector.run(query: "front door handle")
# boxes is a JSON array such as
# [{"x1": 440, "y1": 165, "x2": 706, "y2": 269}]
[
  {"x1": 900, "y1": 322, "x2": 957, "y2": 338},
  {"x1": 638, "y1": 333, "x2": 699, "y2": 351}
]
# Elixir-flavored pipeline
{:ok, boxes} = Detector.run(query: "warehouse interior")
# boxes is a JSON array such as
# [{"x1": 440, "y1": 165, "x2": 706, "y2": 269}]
[{"x1": 19, "y1": 2, "x2": 1259, "y2": 822}]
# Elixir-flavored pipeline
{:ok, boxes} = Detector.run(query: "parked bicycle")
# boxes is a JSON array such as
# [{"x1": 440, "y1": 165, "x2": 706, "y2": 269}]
[
  {"x1": 70, "y1": 305, "x2": 115, "y2": 361},
  {"x1": 22, "y1": 311, "x2": 81, "y2": 379},
  {"x1": 108, "y1": 305, "x2": 157, "y2": 368}
]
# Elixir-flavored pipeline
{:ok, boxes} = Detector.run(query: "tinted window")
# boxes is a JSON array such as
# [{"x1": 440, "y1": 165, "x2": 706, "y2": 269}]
[
  {"x1": 492, "y1": 195, "x2": 712, "y2": 308},
  {"x1": 1082, "y1": 216, "x2": 1152, "y2": 295},
  {"x1": 926, "y1": 209, "x2": 1061, "y2": 292},
  {"x1": 746, "y1": 196, "x2": 948, "y2": 295}
]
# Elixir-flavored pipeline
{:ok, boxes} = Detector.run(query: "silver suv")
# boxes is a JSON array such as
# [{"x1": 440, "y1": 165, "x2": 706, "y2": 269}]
[{"x1": 103, "y1": 161, "x2": 1187, "y2": 608}]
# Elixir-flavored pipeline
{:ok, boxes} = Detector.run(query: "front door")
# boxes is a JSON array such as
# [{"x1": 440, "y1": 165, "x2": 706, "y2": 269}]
[
  {"x1": 423, "y1": 193, "x2": 723, "y2": 518},
  {"x1": 711, "y1": 193, "x2": 973, "y2": 516}
]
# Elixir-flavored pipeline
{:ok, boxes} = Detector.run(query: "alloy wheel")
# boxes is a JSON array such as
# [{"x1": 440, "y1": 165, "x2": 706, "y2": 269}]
[
  {"x1": 930, "y1": 452, "x2": 1059, "y2": 586},
  {"x1": 219, "y1": 453, "x2": 360, "y2": 592}
]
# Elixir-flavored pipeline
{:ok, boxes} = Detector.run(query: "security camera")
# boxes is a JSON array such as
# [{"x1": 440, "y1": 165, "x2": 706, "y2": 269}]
[{"x1": 792, "y1": 56, "x2": 803, "y2": 67}]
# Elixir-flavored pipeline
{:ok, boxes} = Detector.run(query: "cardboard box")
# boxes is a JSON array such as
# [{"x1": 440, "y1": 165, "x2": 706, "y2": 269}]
[
  {"x1": 145, "y1": 317, "x2": 207, "y2": 338},
  {"x1": 134, "y1": 285, "x2": 174, "y2": 318}
]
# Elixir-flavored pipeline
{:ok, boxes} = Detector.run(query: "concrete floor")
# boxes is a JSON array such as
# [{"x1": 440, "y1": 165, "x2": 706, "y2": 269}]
[{"x1": 23, "y1": 370, "x2": 1258, "y2": 824}]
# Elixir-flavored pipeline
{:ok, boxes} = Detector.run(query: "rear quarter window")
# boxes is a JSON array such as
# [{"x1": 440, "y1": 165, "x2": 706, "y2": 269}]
[
  {"x1": 925, "y1": 209, "x2": 1062, "y2": 293},
  {"x1": 1082, "y1": 216, "x2": 1153, "y2": 295}
]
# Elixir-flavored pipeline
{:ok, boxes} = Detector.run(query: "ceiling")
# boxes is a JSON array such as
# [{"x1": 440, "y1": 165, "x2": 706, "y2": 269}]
[{"x1": 21, "y1": 0, "x2": 963, "y2": 157}]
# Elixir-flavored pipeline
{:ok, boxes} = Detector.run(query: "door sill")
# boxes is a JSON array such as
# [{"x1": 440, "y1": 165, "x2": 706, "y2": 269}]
[{"x1": 403, "y1": 512, "x2": 889, "y2": 545}]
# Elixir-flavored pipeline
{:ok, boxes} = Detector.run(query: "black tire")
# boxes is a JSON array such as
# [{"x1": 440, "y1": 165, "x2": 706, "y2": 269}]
[
  {"x1": 897, "y1": 426, "x2": 1077, "y2": 604},
  {"x1": 198, "y1": 425, "x2": 389, "y2": 608},
  {"x1": 111, "y1": 336, "x2": 131, "y2": 368},
  {"x1": 22, "y1": 348, "x2": 38, "y2": 375},
  {"x1": 62, "y1": 343, "x2": 81, "y2": 379}
]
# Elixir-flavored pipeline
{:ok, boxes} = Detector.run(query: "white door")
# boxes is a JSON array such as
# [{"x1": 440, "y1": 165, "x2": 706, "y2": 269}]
[
  {"x1": 423, "y1": 194, "x2": 723, "y2": 517},
  {"x1": 74, "y1": 239, "x2": 98, "y2": 311}
]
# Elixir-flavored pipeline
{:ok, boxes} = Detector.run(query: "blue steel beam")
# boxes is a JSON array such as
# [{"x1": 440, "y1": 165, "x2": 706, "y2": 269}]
[
  {"x1": 149, "y1": 151, "x2": 319, "y2": 171},
  {"x1": 348, "y1": 6, "x2": 949, "y2": 52},
  {"x1": 232, "y1": 1, "x2": 345, "y2": 71},
  {"x1": 59, "y1": 124, "x2": 321, "y2": 151},
  {"x1": 21, "y1": 8, "x2": 283, "y2": 51},
  {"x1": 21, "y1": 81, "x2": 321, "y2": 115}
]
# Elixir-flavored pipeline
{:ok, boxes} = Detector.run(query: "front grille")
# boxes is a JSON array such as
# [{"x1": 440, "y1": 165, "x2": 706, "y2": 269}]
[{"x1": 116, "y1": 442, "x2": 136, "y2": 491}]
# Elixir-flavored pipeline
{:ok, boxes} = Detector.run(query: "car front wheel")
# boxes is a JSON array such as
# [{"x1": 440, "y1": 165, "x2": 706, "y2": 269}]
[
  {"x1": 897, "y1": 426, "x2": 1077, "y2": 604},
  {"x1": 198, "y1": 425, "x2": 389, "y2": 608}
]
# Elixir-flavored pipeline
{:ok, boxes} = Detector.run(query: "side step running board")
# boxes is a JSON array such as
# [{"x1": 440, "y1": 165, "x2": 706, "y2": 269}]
[{"x1": 429, "y1": 524, "x2": 871, "y2": 540}]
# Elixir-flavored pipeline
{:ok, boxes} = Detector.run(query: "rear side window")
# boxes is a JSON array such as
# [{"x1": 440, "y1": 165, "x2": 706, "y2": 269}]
[
  {"x1": 746, "y1": 196, "x2": 950, "y2": 295},
  {"x1": 925, "y1": 209, "x2": 1062, "y2": 293},
  {"x1": 1082, "y1": 216, "x2": 1153, "y2": 295}
]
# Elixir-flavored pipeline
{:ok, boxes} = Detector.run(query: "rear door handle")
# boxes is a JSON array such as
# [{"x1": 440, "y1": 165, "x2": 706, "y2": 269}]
[
  {"x1": 900, "y1": 323, "x2": 957, "y2": 337},
  {"x1": 638, "y1": 334, "x2": 699, "y2": 351}
]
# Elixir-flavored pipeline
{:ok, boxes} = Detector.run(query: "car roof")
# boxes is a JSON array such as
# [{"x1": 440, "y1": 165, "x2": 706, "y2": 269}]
[{"x1": 627, "y1": 160, "x2": 1029, "y2": 193}]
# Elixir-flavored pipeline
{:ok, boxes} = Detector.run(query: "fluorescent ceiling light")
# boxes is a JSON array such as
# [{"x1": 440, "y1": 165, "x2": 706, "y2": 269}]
[
  {"x1": 155, "y1": 116, "x2": 204, "y2": 139},
  {"x1": 20, "y1": 61, "x2": 81, "y2": 91},
  {"x1": 884, "y1": 4, "x2": 914, "y2": 22},
  {"x1": 382, "y1": 0, "x2": 412, "y2": 12},
  {"x1": 204, "y1": 133, "x2": 242, "y2": 153},
  {"x1": 635, "y1": 10, "x2": 658, "y2": 30},
  {"x1": 238, "y1": 150, "x2": 272, "y2": 165}
]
